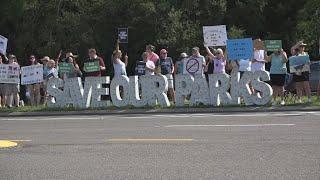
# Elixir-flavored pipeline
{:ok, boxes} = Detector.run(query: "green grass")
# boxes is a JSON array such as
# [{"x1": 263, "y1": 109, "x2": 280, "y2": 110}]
[{"x1": 0, "y1": 96, "x2": 319, "y2": 113}]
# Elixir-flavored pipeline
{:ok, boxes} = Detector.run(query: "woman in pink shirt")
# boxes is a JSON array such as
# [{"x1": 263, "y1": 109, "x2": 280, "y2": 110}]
[
  {"x1": 145, "y1": 44, "x2": 159, "y2": 64},
  {"x1": 205, "y1": 46, "x2": 226, "y2": 74}
]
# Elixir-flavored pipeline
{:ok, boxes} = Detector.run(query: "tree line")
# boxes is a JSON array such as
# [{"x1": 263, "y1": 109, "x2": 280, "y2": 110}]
[{"x1": 0, "y1": 0, "x2": 319, "y2": 75}]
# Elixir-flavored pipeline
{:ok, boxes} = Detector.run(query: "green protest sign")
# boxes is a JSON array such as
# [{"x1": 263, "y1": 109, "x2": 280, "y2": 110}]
[
  {"x1": 58, "y1": 63, "x2": 73, "y2": 73},
  {"x1": 264, "y1": 40, "x2": 282, "y2": 51},
  {"x1": 84, "y1": 61, "x2": 100, "y2": 72}
]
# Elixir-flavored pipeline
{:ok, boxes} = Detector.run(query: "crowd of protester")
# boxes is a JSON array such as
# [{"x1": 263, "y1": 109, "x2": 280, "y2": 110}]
[{"x1": 0, "y1": 39, "x2": 319, "y2": 108}]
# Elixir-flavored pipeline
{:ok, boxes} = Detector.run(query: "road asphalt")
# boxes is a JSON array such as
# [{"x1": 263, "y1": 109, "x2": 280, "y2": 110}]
[{"x1": 0, "y1": 111, "x2": 320, "y2": 179}]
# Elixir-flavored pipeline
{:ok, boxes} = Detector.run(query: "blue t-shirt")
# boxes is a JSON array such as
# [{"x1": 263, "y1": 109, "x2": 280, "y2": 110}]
[
  {"x1": 156, "y1": 57, "x2": 174, "y2": 75},
  {"x1": 175, "y1": 60, "x2": 184, "y2": 74},
  {"x1": 270, "y1": 54, "x2": 287, "y2": 74}
]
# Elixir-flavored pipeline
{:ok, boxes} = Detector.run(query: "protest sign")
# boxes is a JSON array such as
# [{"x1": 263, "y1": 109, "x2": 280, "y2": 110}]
[
  {"x1": 135, "y1": 61, "x2": 146, "y2": 76},
  {"x1": 203, "y1": 25, "x2": 227, "y2": 46},
  {"x1": 21, "y1": 65, "x2": 43, "y2": 85},
  {"x1": 183, "y1": 57, "x2": 204, "y2": 75},
  {"x1": 58, "y1": 63, "x2": 73, "y2": 74},
  {"x1": 264, "y1": 40, "x2": 282, "y2": 51},
  {"x1": 227, "y1": 38, "x2": 253, "y2": 61},
  {"x1": 84, "y1": 61, "x2": 100, "y2": 72},
  {"x1": 289, "y1": 55, "x2": 310, "y2": 73},
  {"x1": 118, "y1": 28, "x2": 128, "y2": 43},
  {"x1": 0, "y1": 35, "x2": 8, "y2": 55},
  {"x1": 0, "y1": 64, "x2": 20, "y2": 84}
]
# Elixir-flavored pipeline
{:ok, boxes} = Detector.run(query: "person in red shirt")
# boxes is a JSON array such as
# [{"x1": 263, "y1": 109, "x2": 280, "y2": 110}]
[{"x1": 83, "y1": 48, "x2": 106, "y2": 77}]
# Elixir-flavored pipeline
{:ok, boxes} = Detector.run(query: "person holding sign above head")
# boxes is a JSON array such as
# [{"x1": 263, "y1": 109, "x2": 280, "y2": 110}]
[
  {"x1": 156, "y1": 49, "x2": 175, "y2": 101},
  {"x1": 267, "y1": 49, "x2": 288, "y2": 105},
  {"x1": 5, "y1": 55, "x2": 20, "y2": 108},
  {"x1": 251, "y1": 39, "x2": 268, "y2": 72},
  {"x1": 146, "y1": 44, "x2": 159, "y2": 64},
  {"x1": 204, "y1": 46, "x2": 227, "y2": 74},
  {"x1": 112, "y1": 39, "x2": 128, "y2": 77},
  {"x1": 290, "y1": 41, "x2": 311, "y2": 103},
  {"x1": 26, "y1": 55, "x2": 41, "y2": 106},
  {"x1": 142, "y1": 52, "x2": 155, "y2": 75},
  {"x1": 83, "y1": 48, "x2": 106, "y2": 77}
]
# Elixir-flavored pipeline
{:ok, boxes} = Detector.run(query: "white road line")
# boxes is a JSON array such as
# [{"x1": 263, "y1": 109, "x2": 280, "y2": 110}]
[
  {"x1": 0, "y1": 117, "x2": 100, "y2": 121},
  {"x1": 164, "y1": 124, "x2": 296, "y2": 128}
]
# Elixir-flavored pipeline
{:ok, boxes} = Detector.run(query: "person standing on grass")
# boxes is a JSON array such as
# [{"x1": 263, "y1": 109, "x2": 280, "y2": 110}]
[
  {"x1": 5, "y1": 55, "x2": 20, "y2": 108},
  {"x1": 174, "y1": 53, "x2": 188, "y2": 75},
  {"x1": 290, "y1": 41, "x2": 312, "y2": 103},
  {"x1": 156, "y1": 49, "x2": 175, "y2": 101},
  {"x1": 26, "y1": 55, "x2": 41, "y2": 106},
  {"x1": 112, "y1": 39, "x2": 128, "y2": 77},
  {"x1": 142, "y1": 52, "x2": 155, "y2": 75},
  {"x1": 0, "y1": 54, "x2": 6, "y2": 108},
  {"x1": 146, "y1": 44, "x2": 159, "y2": 64},
  {"x1": 267, "y1": 49, "x2": 288, "y2": 105},
  {"x1": 205, "y1": 46, "x2": 227, "y2": 74},
  {"x1": 83, "y1": 49, "x2": 106, "y2": 77},
  {"x1": 61, "y1": 53, "x2": 82, "y2": 79}
]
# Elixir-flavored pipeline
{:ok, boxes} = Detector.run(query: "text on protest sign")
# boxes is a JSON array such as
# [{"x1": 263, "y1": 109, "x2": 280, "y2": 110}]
[
  {"x1": 0, "y1": 64, "x2": 20, "y2": 84},
  {"x1": 84, "y1": 61, "x2": 100, "y2": 72},
  {"x1": 227, "y1": 38, "x2": 253, "y2": 61},
  {"x1": 21, "y1": 64, "x2": 43, "y2": 85},
  {"x1": 203, "y1": 25, "x2": 228, "y2": 47},
  {"x1": 0, "y1": 35, "x2": 8, "y2": 55},
  {"x1": 289, "y1": 55, "x2": 310, "y2": 73},
  {"x1": 58, "y1": 63, "x2": 73, "y2": 74},
  {"x1": 135, "y1": 61, "x2": 146, "y2": 76},
  {"x1": 264, "y1": 40, "x2": 282, "y2": 51},
  {"x1": 118, "y1": 28, "x2": 128, "y2": 43},
  {"x1": 183, "y1": 56, "x2": 205, "y2": 75}
]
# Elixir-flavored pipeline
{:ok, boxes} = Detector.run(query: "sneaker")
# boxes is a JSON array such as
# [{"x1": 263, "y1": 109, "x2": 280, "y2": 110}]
[{"x1": 280, "y1": 100, "x2": 285, "y2": 106}]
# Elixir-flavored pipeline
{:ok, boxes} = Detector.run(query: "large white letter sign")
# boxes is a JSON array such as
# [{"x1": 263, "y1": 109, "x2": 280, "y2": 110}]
[
  {"x1": 86, "y1": 77, "x2": 110, "y2": 108},
  {"x1": 146, "y1": 75, "x2": 170, "y2": 107},
  {"x1": 190, "y1": 75, "x2": 211, "y2": 106},
  {"x1": 47, "y1": 78, "x2": 64, "y2": 108},
  {"x1": 129, "y1": 76, "x2": 148, "y2": 107},
  {"x1": 110, "y1": 75, "x2": 130, "y2": 107},
  {"x1": 230, "y1": 70, "x2": 255, "y2": 105},
  {"x1": 208, "y1": 73, "x2": 232, "y2": 106},
  {"x1": 174, "y1": 74, "x2": 194, "y2": 107},
  {"x1": 251, "y1": 71, "x2": 273, "y2": 105}
]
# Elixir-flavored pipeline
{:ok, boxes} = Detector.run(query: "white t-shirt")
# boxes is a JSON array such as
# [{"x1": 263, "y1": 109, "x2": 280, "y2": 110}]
[
  {"x1": 145, "y1": 60, "x2": 155, "y2": 75},
  {"x1": 113, "y1": 59, "x2": 126, "y2": 76},
  {"x1": 239, "y1": 59, "x2": 251, "y2": 72},
  {"x1": 251, "y1": 50, "x2": 265, "y2": 72}
]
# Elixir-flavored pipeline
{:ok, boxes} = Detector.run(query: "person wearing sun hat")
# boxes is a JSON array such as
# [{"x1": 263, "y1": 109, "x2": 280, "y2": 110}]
[
  {"x1": 290, "y1": 41, "x2": 311, "y2": 103},
  {"x1": 156, "y1": 48, "x2": 175, "y2": 101}
]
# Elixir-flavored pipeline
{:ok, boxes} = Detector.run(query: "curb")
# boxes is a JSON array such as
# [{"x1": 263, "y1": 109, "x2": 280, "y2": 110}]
[{"x1": 0, "y1": 106, "x2": 319, "y2": 117}]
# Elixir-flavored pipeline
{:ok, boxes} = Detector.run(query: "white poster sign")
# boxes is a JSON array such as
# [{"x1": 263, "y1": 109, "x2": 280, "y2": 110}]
[
  {"x1": 183, "y1": 57, "x2": 205, "y2": 75},
  {"x1": 0, "y1": 64, "x2": 20, "y2": 84},
  {"x1": 21, "y1": 64, "x2": 43, "y2": 85},
  {"x1": 203, "y1": 25, "x2": 227, "y2": 47},
  {"x1": 0, "y1": 35, "x2": 8, "y2": 55}
]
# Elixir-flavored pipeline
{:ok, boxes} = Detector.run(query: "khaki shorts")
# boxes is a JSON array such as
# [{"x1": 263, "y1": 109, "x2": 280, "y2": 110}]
[
  {"x1": 4, "y1": 84, "x2": 20, "y2": 95},
  {"x1": 165, "y1": 74, "x2": 174, "y2": 89},
  {"x1": 0, "y1": 83, "x2": 5, "y2": 96}
]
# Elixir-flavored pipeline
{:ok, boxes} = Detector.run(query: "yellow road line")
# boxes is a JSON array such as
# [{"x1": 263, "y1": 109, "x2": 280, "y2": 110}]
[
  {"x1": 0, "y1": 140, "x2": 18, "y2": 148},
  {"x1": 4, "y1": 140, "x2": 32, "y2": 142},
  {"x1": 107, "y1": 138, "x2": 194, "y2": 142}
]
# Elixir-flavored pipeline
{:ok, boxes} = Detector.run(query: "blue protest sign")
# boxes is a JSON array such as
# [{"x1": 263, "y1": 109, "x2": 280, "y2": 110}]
[
  {"x1": 227, "y1": 38, "x2": 253, "y2": 61},
  {"x1": 289, "y1": 55, "x2": 310, "y2": 73}
]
